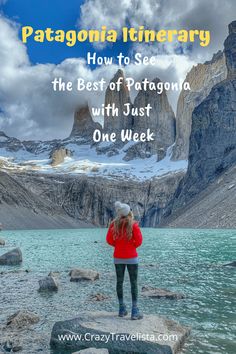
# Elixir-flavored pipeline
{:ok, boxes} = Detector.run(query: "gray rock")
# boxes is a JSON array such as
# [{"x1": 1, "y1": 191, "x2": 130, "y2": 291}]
[
  {"x1": 172, "y1": 50, "x2": 227, "y2": 160},
  {"x1": 166, "y1": 21, "x2": 236, "y2": 220},
  {"x1": 223, "y1": 261, "x2": 236, "y2": 267},
  {"x1": 104, "y1": 69, "x2": 132, "y2": 135},
  {"x1": 89, "y1": 293, "x2": 110, "y2": 301},
  {"x1": 38, "y1": 275, "x2": 59, "y2": 291},
  {"x1": 142, "y1": 286, "x2": 185, "y2": 300},
  {"x1": 50, "y1": 147, "x2": 71, "y2": 166},
  {"x1": 70, "y1": 268, "x2": 99, "y2": 282},
  {"x1": 129, "y1": 78, "x2": 175, "y2": 161},
  {"x1": 50, "y1": 311, "x2": 190, "y2": 354},
  {"x1": 3, "y1": 340, "x2": 14, "y2": 352},
  {"x1": 2, "y1": 339, "x2": 23, "y2": 353},
  {"x1": 12, "y1": 345, "x2": 23, "y2": 352},
  {"x1": 0, "y1": 248, "x2": 22, "y2": 265},
  {"x1": 70, "y1": 104, "x2": 101, "y2": 141},
  {"x1": 48, "y1": 271, "x2": 60, "y2": 277},
  {"x1": 74, "y1": 349, "x2": 109, "y2": 354},
  {"x1": 0, "y1": 238, "x2": 5, "y2": 246},
  {"x1": 6, "y1": 310, "x2": 39, "y2": 329},
  {"x1": 225, "y1": 21, "x2": 236, "y2": 79}
]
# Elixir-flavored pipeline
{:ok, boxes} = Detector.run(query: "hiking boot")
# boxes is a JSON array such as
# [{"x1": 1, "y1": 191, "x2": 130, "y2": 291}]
[
  {"x1": 131, "y1": 307, "x2": 143, "y2": 320},
  {"x1": 119, "y1": 304, "x2": 128, "y2": 317}
]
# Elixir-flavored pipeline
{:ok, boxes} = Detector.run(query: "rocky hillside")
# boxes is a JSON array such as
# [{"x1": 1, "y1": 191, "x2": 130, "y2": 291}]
[
  {"x1": 172, "y1": 50, "x2": 227, "y2": 160},
  {"x1": 12, "y1": 169, "x2": 184, "y2": 227},
  {"x1": 162, "y1": 20, "x2": 236, "y2": 227},
  {"x1": 161, "y1": 165, "x2": 236, "y2": 228},
  {"x1": 0, "y1": 171, "x2": 90, "y2": 229}
]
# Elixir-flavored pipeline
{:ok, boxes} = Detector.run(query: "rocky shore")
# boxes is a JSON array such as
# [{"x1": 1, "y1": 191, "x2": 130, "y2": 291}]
[
  {"x1": 0, "y1": 237, "x2": 191, "y2": 354},
  {"x1": 1, "y1": 230, "x2": 235, "y2": 353}
]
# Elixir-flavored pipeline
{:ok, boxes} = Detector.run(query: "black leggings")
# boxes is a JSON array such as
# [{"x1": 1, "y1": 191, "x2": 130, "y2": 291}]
[{"x1": 115, "y1": 264, "x2": 138, "y2": 304}]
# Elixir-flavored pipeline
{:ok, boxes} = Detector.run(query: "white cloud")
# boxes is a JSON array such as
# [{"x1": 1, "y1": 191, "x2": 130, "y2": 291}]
[
  {"x1": 1, "y1": 0, "x2": 234, "y2": 141},
  {"x1": 0, "y1": 14, "x2": 197, "y2": 140},
  {"x1": 80, "y1": 0, "x2": 162, "y2": 31},
  {"x1": 80, "y1": 0, "x2": 236, "y2": 61},
  {"x1": 0, "y1": 15, "x2": 117, "y2": 140}
]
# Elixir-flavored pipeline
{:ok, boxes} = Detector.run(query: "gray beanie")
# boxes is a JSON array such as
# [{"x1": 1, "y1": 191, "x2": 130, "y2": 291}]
[{"x1": 115, "y1": 201, "x2": 130, "y2": 217}]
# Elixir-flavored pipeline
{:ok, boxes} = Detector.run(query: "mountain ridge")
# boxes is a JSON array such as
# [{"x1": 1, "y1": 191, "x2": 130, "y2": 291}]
[{"x1": 0, "y1": 21, "x2": 236, "y2": 229}]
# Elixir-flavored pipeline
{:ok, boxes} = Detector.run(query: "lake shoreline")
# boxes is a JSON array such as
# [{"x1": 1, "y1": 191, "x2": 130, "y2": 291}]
[{"x1": 1, "y1": 228, "x2": 235, "y2": 354}]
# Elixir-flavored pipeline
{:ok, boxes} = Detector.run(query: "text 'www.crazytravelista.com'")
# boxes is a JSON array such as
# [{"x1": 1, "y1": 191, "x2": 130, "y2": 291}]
[{"x1": 58, "y1": 332, "x2": 178, "y2": 343}]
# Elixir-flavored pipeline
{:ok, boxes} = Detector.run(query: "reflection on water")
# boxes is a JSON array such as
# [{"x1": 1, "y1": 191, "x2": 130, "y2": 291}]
[{"x1": 0, "y1": 228, "x2": 235, "y2": 353}]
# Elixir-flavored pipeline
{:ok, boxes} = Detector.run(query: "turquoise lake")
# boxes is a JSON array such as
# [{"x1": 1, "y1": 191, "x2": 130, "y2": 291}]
[{"x1": 0, "y1": 228, "x2": 235, "y2": 354}]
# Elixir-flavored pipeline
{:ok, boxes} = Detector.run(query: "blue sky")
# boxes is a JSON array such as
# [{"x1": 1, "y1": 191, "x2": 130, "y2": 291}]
[{"x1": 0, "y1": 0, "x2": 130, "y2": 66}]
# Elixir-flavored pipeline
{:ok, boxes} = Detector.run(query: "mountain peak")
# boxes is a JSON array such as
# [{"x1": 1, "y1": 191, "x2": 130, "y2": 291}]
[
  {"x1": 229, "y1": 20, "x2": 236, "y2": 34},
  {"x1": 70, "y1": 103, "x2": 101, "y2": 140},
  {"x1": 224, "y1": 20, "x2": 236, "y2": 78},
  {"x1": 104, "y1": 69, "x2": 132, "y2": 134}
]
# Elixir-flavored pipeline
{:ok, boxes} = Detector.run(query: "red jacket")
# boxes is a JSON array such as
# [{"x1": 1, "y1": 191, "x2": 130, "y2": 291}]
[{"x1": 106, "y1": 221, "x2": 143, "y2": 258}]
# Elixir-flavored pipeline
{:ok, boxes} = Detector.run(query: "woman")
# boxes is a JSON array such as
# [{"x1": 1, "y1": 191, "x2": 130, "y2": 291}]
[{"x1": 106, "y1": 201, "x2": 143, "y2": 320}]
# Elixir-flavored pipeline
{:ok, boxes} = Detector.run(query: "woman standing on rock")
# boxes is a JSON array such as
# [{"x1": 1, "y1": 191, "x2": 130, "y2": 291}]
[{"x1": 106, "y1": 201, "x2": 143, "y2": 320}]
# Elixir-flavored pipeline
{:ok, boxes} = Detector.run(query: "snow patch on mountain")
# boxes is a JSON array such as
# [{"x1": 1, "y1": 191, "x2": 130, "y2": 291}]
[{"x1": 0, "y1": 142, "x2": 187, "y2": 181}]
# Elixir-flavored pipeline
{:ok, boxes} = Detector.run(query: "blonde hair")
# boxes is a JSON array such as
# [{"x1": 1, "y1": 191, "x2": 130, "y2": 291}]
[{"x1": 113, "y1": 211, "x2": 134, "y2": 240}]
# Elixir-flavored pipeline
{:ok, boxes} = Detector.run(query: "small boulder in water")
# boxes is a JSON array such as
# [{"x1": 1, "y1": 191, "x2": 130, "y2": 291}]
[
  {"x1": 0, "y1": 248, "x2": 22, "y2": 265},
  {"x1": 70, "y1": 268, "x2": 99, "y2": 282},
  {"x1": 38, "y1": 275, "x2": 59, "y2": 292},
  {"x1": 3, "y1": 340, "x2": 22, "y2": 353},
  {"x1": 48, "y1": 271, "x2": 60, "y2": 277},
  {"x1": 142, "y1": 286, "x2": 185, "y2": 299},
  {"x1": 89, "y1": 293, "x2": 110, "y2": 301},
  {"x1": 73, "y1": 349, "x2": 109, "y2": 354},
  {"x1": 0, "y1": 238, "x2": 5, "y2": 246},
  {"x1": 223, "y1": 261, "x2": 236, "y2": 267},
  {"x1": 6, "y1": 310, "x2": 40, "y2": 329}
]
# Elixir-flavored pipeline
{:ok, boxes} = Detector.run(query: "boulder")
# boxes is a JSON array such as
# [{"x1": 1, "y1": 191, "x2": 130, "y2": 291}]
[
  {"x1": 0, "y1": 238, "x2": 5, "y2": 246},
  {"x1": 0, "y1": 248, "x2": 22, "y2": 265},
  {"x1": 50, "y1": 147, "x2": 71, "y2": 166},
  {"x1": 6, "y1": 310, "x2": 39, "y2": 329},
  {"x1": 223, "y1": 261, "x2": 236, "y2": 267},
  {"x1": 74, "y1": 349, "x2": 109, "y2": 354},
  {"x1": 142, "y1": 286, "x2": 185, "y2": 300},
  {"x1": 89, "y1": 293, "x2": 110, "y2": 301},
  {"x1": 38, "y1": 275, "x2": 59, "y2": 292},
  {"x1": 50, "y1": 311, "x2": 190, "y2": 354},
  {"x1": 70, "y1": 268, "x2": 99, "y2": 282},
  {"x1": 48, "y1": 271, "x2": 60, "y2": 277},
  {"x1": 3, "y1": 340, "x2": 22, "y2": 353}
]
